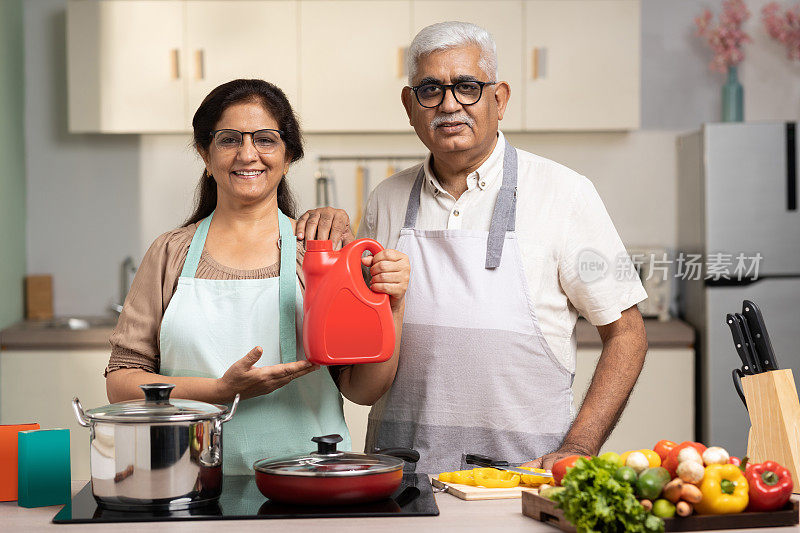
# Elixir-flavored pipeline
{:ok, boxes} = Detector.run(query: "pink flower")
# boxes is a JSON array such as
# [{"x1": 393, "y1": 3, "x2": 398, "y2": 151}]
[
  {"x1": 695, "y1": 0, "x2": 752, "y2": 73},
  {"x1": 763, "y1": 2, "x2": 800, "y2": 61}
]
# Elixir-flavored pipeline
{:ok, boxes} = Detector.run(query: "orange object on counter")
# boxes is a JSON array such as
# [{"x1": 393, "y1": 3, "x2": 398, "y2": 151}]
[
  {"x1": 302, "y1": 239, "x2": 395, "y2": 365},
  {"x1": 0, "y1": 423, "x2": 40, "y2": 501}
]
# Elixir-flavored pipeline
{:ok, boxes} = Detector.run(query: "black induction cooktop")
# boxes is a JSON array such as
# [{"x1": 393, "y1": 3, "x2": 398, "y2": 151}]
[{"x1": 53, "y1": 473, "x2": 439, "y2": 523}]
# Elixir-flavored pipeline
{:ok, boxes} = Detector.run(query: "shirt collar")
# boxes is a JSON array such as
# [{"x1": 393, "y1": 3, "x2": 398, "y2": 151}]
[{"x1": 423, "y1": 131, "x2": 506, "y2": 197}]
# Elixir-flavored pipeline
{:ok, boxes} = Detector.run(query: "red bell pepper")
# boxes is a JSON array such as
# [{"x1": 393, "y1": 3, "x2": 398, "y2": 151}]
[{"x1": 745, "y1": 460, "x2": 793, "y2": 512}]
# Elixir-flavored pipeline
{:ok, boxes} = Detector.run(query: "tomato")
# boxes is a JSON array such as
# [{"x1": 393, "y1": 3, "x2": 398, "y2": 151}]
[
  {"x1": 663, "y1": 441, "x2": 707, "y2": 478},
  {"x1": 729, "y1": 456, "x2": 741, "y2": 466},
  {"x1": 553, "y1": 455, "x2": 584, "y2": 486},
  {"x1": 653, "y1": 440, "x2": 677, "y2": 462}
]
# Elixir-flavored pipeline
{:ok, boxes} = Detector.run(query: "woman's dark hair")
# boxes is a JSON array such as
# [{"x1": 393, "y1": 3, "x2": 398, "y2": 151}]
[{"x1": 184, "y1": 79, "x2": 303, "y2": 226}]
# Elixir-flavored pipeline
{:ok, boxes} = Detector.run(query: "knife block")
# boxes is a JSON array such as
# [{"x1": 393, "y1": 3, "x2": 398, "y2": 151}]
[{"x1": 741, "y1": 369, "x2": 800, "y2": 494}]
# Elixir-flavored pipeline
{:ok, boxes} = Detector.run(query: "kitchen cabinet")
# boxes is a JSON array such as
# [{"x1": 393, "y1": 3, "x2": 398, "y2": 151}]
[
  {"x1": 67, "y1": 0, "x2": 299, "y2": 133},
  {"x1": 412, "y1": 1, "x2": 524, "y2": 131},
  {"x1": 67, "y1": 0, "x2": 186, "y2": 133},
  {"x1": 185, "y1": 1, "x2": 299, "y2": 115},
  {"x1": 523, "y1": 0, "x2": 640, "y2": 130},
  {"x1": 299, "y1": 0, "x2": 413, "y2": 132},
  {"x1": 0, "y1": 349, "x2": 109, "y2": 481},
  {"x1": 573, "y1": 347, "x2": 695, "y2": 453}
]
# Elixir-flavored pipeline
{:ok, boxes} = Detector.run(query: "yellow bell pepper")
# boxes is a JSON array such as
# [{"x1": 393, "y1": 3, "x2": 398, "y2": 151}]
[
  {"x1": 517, "y1": 466, "x2": 551, "y2": 486},
  {"x1": 694, "y1": 463, "x2": 749, "y2": 515},
  {"x1": 437, "y1": 470, "x2": 476, "y2": 486},
  {"x1": 473, "y1": 468, "x2": 520, "y2": 488}
]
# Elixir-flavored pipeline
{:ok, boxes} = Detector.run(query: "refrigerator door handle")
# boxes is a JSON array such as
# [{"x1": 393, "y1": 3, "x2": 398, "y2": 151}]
[{"x1": 787, "y1": 122, "x2": 797, "y2": 212}]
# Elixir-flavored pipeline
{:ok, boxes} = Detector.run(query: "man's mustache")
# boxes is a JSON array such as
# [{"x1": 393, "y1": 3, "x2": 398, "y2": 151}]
[{"x1": 430, "y1": 113, "x2": 476, "y2": 130}]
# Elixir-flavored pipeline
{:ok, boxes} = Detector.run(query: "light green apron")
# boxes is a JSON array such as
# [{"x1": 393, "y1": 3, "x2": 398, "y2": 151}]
[{"x1": 159, "y1": 210, "x2": 350, "y2": 474}]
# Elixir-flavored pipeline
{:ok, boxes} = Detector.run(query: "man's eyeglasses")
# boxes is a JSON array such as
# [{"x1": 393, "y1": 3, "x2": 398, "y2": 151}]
[
  {"x1": 210, "y1": 129, "x2": 284, "y2": 154},
  {"x1": 410, "y1": 81, "x2": 497, "y2": 108}
]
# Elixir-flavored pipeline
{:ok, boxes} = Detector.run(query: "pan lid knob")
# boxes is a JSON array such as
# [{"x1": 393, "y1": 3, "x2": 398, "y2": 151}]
[{"x1": 312, "y1": 434, "x2": 343, "y2": 455}]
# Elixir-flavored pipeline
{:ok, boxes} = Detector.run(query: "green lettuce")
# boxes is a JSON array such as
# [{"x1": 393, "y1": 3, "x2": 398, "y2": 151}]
[{"x1": 551, "y1": 457, "x2": 664, "y2": 533}]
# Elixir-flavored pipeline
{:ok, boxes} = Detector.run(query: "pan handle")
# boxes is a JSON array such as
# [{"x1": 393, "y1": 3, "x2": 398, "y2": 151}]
[
  {"x1": 219, "y1": 394, "x2": 240, "y2": 423},
  {"x1": 72, "y1": 397, "x2": 91, "y2": 427},
  {"x1": 373, "y1": 447, "x2": 420, "y2": 464}
]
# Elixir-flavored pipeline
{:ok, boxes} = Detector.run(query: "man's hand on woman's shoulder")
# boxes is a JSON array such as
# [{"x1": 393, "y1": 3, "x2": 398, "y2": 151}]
[{"x1": 296, "y1": 207, "x2": 354, "y2": 249}]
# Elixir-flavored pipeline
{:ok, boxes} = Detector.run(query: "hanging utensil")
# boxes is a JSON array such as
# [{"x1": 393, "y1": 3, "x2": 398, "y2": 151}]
[
  {"x1": 354, "y1": 162, "x2": 370, "y2": 234},
  {"x1": 315, "y1": 168, "x2": 338, "y2": 208}
]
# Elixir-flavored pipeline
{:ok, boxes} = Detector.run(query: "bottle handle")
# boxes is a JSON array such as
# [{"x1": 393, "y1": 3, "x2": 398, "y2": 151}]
[{"x1": 346, "y1": 238, "x2": 389, "y2": 305}]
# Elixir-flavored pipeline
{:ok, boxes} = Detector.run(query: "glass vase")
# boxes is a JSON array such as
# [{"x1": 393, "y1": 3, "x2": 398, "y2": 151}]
[{"x1": 721, "y1": 65, "x2": 744, "y2": 122}]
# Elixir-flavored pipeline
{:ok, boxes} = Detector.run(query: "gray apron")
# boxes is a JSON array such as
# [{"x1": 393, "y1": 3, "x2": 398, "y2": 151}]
[{"x1": 365, "y1": 140, "x2": 574, "y2": 474}]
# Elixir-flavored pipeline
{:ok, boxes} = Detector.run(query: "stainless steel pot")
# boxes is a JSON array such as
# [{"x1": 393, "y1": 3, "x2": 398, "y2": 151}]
[{"x1": 72, "y1": 383, "x2": 239, "y2": 511}]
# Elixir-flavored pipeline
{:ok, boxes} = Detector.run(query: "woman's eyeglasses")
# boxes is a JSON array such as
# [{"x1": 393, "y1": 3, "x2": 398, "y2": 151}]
[{"x1": 210, "y1": 129, "x2": 284, "y2": 154}]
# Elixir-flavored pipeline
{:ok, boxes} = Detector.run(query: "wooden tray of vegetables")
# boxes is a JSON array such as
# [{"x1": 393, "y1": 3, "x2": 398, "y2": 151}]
[{"x1": 522, "y1": 441, "x2": 800, "y2": 532}]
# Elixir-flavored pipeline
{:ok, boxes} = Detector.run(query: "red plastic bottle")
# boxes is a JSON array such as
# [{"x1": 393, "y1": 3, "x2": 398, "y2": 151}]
[{"x1": 302, "y1": 239, "x2": 395, "y2": 365}]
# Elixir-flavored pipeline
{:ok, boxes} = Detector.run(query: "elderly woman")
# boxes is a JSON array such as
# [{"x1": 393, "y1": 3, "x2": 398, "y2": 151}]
[{"x1": 105, "y1": 79, "x2": 410, "y2": 474}]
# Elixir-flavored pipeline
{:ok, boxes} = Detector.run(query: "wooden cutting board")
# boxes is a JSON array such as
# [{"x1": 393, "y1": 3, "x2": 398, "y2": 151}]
[{"x1": 430, "y1": 477, "x2": 539, "y2": 500}]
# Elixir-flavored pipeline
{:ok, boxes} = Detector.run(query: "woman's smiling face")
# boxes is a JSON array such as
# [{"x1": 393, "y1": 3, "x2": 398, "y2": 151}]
[{"x1": 201, "y1": 100, "x2": 291, "y2": 207}]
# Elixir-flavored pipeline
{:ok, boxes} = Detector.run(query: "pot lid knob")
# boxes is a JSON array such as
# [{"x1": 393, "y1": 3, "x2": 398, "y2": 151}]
[
  {"x1": 139, "y1": 383, "x2": 176, "y2": 404},
  {"x1": 312, "y1": 434, "x2": 343, "y2": 455}
]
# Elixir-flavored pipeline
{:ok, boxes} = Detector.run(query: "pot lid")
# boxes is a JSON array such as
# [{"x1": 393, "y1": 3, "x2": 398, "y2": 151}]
[
  {"x1": 84, "y1": 383, "x2": 229, "y2": 423},
  {"x1": 253, "y1": 435, "x2": 409, "y2": 477}
]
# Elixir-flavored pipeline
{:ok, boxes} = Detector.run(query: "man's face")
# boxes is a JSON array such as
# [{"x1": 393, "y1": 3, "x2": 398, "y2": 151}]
[{"x1": 402, "y1": 44, "x2": 509, "y2": 159}]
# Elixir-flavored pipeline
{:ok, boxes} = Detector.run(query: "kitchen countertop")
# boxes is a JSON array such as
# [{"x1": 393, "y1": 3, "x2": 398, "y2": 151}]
[
  {"x1": 0, "y1": 317, "x2": 694, "y2": 351},
  {"x1": 2, "y1": 481, "x2": 797, "y2": 532}
]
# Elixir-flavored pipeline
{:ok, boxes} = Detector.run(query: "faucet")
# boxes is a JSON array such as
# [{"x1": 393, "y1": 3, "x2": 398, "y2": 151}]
[{"x1": 110, "y1": 256, "x2": 137, "y2": 315}]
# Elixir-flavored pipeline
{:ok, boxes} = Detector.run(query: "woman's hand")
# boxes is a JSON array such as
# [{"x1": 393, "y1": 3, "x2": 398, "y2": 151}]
[
  {"x1": 217, "y1": 346, "x2": 319, "y2": 401},
  {"x1": 362, "y1": 249, "x2": 410, "y2": 312},
  {"x1": 295, "y1": 207, "x2": 354, "y2": 249}
]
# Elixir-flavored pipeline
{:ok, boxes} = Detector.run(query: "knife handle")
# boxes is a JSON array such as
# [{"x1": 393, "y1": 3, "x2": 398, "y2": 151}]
[
  {"x1": 735, "y1": 313, "x2": 763, "y2": 373},
  {"x1": 726, "y1": 314, "x2": 754, "y2": 374},
  {"x1": 464, "y1": 454, "x2": 509, "y2": 467},
  {"x1": 742, "y1": 300, "x2": 780, "y2": 371}
]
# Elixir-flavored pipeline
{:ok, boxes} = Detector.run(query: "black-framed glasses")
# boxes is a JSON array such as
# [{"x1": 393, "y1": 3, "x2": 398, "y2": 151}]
[
  {"x1": 410, "y1": 81, "x2": 497, "y2": 108},
  {"x1": 210, "y1": 128, "x2": 284, "y2": 154}
]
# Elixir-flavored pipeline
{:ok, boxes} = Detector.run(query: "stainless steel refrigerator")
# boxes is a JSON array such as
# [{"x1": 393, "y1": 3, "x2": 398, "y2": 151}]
[{"x1": 678, "y1": 122, "x2": 800, "y2": 457}]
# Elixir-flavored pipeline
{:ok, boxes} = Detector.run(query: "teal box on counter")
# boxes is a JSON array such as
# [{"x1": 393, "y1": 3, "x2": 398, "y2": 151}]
[{"x1": 17, "y1": 428, "x2": 71, "y2": 508}]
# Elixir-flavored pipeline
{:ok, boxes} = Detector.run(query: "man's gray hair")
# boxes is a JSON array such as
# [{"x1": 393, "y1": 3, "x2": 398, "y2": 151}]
[{"x1": 406, "y1": 21, "x2": 498, "y2": 85}]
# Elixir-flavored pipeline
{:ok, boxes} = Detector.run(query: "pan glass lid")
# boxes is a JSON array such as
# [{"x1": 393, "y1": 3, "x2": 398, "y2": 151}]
[{"x1": 253, "y1": 451, "x2": 403, "y2": 477}]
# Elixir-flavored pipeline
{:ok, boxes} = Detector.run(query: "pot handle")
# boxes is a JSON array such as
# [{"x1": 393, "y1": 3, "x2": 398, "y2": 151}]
[
  {"x1": 219, "y1": 394, "x2": 240, "y2": 423},
  {"x1": 373, "y1": 447, "x2": 420, "y2": 464},
  {"x1": 72, "y1": 397, "x2": 91, "y2": 427}
]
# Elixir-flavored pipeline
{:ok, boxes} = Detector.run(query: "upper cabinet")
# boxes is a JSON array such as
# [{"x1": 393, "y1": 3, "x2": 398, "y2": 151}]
[
  {"x1": 412, "y1": 0, "x2": 524, "y2": 131},
  {"x1": 524, "y1": 0, "x2": 640, "y2": 130},
  {"x1": 299, "y1": 0, "x2": 412, "y2": 132},
  {"x1": 67, "y1": 0, "x2": 640, "y2": 133},
  {"x1": 67, "y1": 0, "x2": 186, "y2": 133},
  {"x1": 185, "y1": 1, "x2": 299, "y2": 116}
]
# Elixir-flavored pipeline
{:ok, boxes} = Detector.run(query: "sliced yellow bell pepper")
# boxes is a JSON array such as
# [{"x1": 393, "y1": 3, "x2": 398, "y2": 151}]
[
  {"x1": 437, "y1": 470, "x2": 476, "y2": 486},
  {"x1": 517, "y1": 466, "x2": 551, "y2": 486},
  {"x1": 694, "y1": 463, "x2": 749, "y2": 515},
  {"x1": 473, "y1": 467, "x2": 520, "y2": 488}
]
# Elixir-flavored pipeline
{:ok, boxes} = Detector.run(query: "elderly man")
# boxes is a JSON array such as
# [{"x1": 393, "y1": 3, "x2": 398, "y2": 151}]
[{"x1": 297, "y1": 21, "x2": 648, "y2": 474}]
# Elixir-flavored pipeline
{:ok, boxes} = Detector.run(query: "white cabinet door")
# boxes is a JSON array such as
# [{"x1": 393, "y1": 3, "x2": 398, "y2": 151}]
[
  {"x1": 0, "y1": 350, "x2": 110, "y2": 481},
  {"x1": 185, "y1": 1, "x2": 300, "y2": 116},
  {"x1": 412, "y1": 1, "x2": 524, "y2": 131},
  {"x1": 67, "y1": 0, "x2": 186, "y2": 133},
  {"x1": 573, "y1": 347, "x2": 695, "y2": 454},
  {"x1": 300, "y1": 0, "x2": 412, "y2": 132},
  {"x1": 523, "y1": 0, "x2": 640, "y2": 131}
]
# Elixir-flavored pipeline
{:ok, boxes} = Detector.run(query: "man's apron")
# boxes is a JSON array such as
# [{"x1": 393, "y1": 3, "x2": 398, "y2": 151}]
[
  {"x1": 366, "y1": 140, "x2": 574, "y2": 473},
  {"x1": 159, "y1": 210, "x2": 350, "y2": 474}
]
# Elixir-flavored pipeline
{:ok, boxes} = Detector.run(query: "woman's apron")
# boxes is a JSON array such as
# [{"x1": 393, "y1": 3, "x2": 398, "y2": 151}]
[
  {"x1": 365, "y1": 140, "x2": 574, "y2": 474},
  {"x1": 160, "y1": 210, "x2": 350, "y2": 474}
]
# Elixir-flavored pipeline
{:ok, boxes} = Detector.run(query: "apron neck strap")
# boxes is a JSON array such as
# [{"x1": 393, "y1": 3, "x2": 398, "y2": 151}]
[
  {"x1": 277, "y1": 211, "x2": 298, "y2": 363},
  {"x1": 181, "y1": 211, "x2": 214, "y2": 278},
  {"x1": 401, "y1": 139, "x2": 519, "y2": 269}
]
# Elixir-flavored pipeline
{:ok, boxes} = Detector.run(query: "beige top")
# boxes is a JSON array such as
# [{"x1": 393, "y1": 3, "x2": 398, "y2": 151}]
[{"x1": 106, "y1": 222, "x2": 305, "y2": 376}]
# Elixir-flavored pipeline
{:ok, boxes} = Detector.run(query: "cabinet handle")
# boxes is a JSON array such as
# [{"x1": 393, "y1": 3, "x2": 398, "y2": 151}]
[
  {"x1": 397, "y1": 47, "x2": 407, "y2": 79},
  {"x1": 195, "y1": 49, "x2": 205, "y2": 80},
  {"x1": 170, "y1": 49, "x2": 180, "y2": 80},
  {"x1": 532, "y1": 47, "x2": 547, "y2": 80}
]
